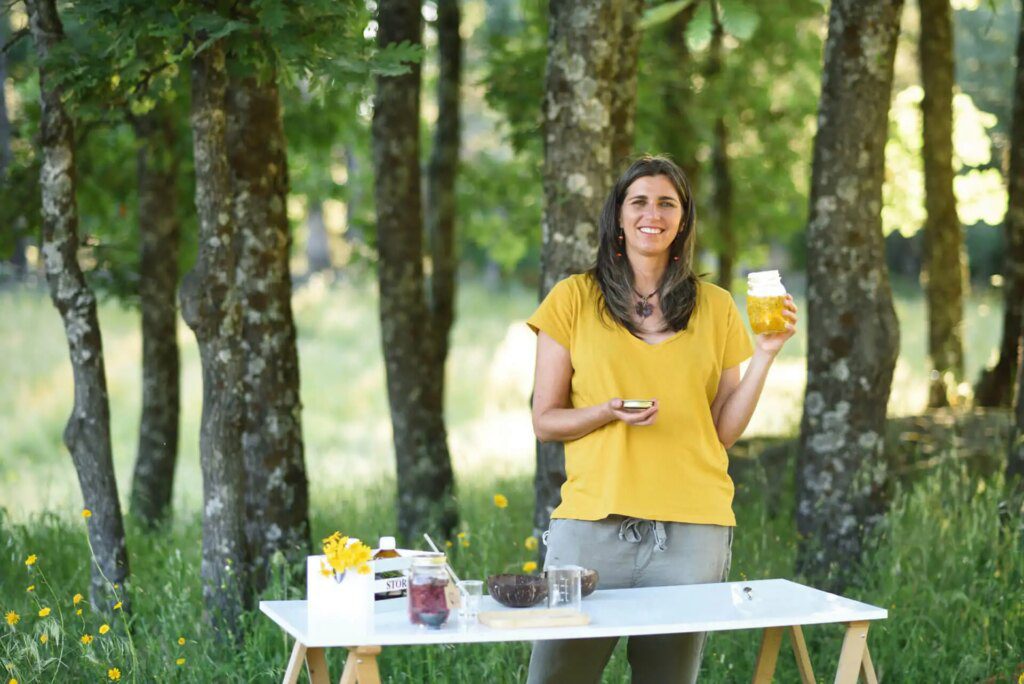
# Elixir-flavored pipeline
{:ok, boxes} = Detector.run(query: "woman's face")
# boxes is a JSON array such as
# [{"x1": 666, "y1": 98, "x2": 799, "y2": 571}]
[{"x1": 618, "y1": 174, "x2": 684, "y2": 260}]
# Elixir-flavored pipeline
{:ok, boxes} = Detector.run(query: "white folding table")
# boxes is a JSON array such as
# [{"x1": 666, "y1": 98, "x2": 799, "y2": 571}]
[{"x1": 259, "y1": 578, "x2": 887, "y2": 684}]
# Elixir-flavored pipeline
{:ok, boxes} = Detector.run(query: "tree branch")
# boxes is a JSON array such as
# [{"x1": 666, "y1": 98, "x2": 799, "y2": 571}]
[{"x1": 2, "y1": 27, "x2": 28, "y2": 54}]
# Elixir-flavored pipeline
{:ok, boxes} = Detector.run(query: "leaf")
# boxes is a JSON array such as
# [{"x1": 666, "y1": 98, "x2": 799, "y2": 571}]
[
  {"x1": 685, "y1": 2, "x2": 713, "y2": 51},
  {"x1": 640, "y1": 0, "x2": 697, "y2": 30},
  {"x1": 719, "y1": 0, "x2": 760, "y2": 41}
]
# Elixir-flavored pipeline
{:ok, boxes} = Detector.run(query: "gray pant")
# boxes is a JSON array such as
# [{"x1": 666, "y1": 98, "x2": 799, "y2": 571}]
[{"x1": 526, "y1": 517, "x2": 733, "y2": 684}]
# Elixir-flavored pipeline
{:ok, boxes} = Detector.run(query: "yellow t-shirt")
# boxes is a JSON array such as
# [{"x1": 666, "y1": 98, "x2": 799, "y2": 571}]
[{"x1": 527, "y1": 273, "x2": 753, "y2": 526}]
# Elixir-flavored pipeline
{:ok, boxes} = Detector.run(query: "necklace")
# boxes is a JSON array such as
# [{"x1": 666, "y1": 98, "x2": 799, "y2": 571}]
[{"x1": 633, "y1": 288, "x2": 657, "y2": 319}]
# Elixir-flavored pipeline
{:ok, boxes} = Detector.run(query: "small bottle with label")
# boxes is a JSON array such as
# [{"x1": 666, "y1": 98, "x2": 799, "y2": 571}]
[
  {"x1": 746, "y1": 270, "x2": 788, "y2": 335},
  {"x1": 373, "y1": 536, "x2": 406, "y2": 600}
]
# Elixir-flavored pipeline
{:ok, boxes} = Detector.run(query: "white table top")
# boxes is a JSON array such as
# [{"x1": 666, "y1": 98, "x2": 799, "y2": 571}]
[{"x1": 259, "y1": 579, "x2": 887, "y2": 648}]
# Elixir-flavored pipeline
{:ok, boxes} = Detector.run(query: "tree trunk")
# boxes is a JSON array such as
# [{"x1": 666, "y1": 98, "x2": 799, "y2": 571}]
[
  {"x1": 1004, "y1": 7, "x2": 1024, "y2": 491},
  {"x1": 227, "y1": 74, "x2": 310, "y2": 590},
  {"x1": 796, "y1": 0, "x2": 902, "y2": 591},
  {"x1": 534, "y1": 0, "x2": 618, "y2": 555},
  {"x1": 708, "y1": 5, "x2": 735, "y2": 291},
  {"x1": 610, "y1": 0, "x2": 644, "y2": 173},
  {"x1": 977, "y1": 6, "x2": 1024, "y2": 410},
  {"x1": 26, "y1": 0, "x2": 129, "y2": 606},
  {"x1": 130, "y1": 105, "x2": 181, "y2": 529},
  {"x1": 305, "y1": 199, "x2": 331, "y2": 273},
  {"x1": 373, "y1": 0, "x2": 458, "y2": 542},
  {"x1": 2, "y1": 14, "x2": 26, "y2": 275},
  {"x1": 180, "y1": 40, "x2": 249, "y2": 633},
  {"x1": 426, "y1": 0, "x2": 461, "y2": 383},
  {"x1": 919, "y1": 0, "x2": 965, "y2": 409},
  {"x1": 658, "y1": 4, "x2": 702, "y2": 189},
  {"x1": 711, "y1": 116, "x2": 735, "y2": 290}
]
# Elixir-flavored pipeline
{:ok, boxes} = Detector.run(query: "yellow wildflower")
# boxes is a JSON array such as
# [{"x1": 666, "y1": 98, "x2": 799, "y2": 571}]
[
  {"x1": 26, "y1": 585, "x2": 34, "y2": 593},
  {"x1": 176, "y1": 658, "x2": 186, "y2": 666},
  {"x1": 445, "y1": 540, "x2": 453, "y2": 548},
  {"x1": 461, "y1": 539, "x2": 470, "y2": 548},
  {"x1": 493, "y1": 494, "x2": 508, "y2": 509},
  {"x1": 457, "y1": 531, "x2": 467, "y2": 539},
  {"x1": 4, "y1": 611, "x2": 19, "y2": 626},
  {"x1": 39, "y1": 634, "x2": 48, "y2": 644},
  {"x1": 113, "y1": 602, "x2": 122, "y2": 611},
  {"x1": 82, "y1": 509, "x2": 92, "y2": 519},
  {"x1": 99, "y1": 624, "x2": 110, "y2": 635},
  {"x1": 321, "y1": 533, "x2": 373, "y2": 576},
  {"x1": 522, "y1": 561, "x2": 538, "y2": 573},
  {"x1": 37, "y1": 607, "x2": 50, "y2": 618},
  {"x1": 177, "y1": 637, "x2": 185, "y2": 646},
  {"x1": 9, "y1": 678, "x2": 17, "y2": 684},
  {"x1": 72, "y1": 594, "x2": 83, "y2": 605},
  {"x1": 75, "y1": 609, "x2": 82, "y2": 616},
  {"x1": 108, "y1": 667, "x2": 121, "y2": 681},
  {"x1": 81, "y1": 634, "x2": 93, "y2": 645},
  {"x1": 524, "y1": 536, "x2": 539, "y2": 551},
  {"x1": 24, "y1": 555, "x2": 37, "y2": 567}
]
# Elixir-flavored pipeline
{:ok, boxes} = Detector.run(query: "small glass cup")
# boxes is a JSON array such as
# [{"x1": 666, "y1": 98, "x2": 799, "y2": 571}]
[
  {"x1": 546, "y1": 565, "x2": 582, "y2": 612},
  {"x1": 457, "y1": 580, "x2": 483, "y2": 625}
]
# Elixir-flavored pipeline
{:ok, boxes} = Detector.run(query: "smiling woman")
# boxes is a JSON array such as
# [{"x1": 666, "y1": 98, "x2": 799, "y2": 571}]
[{"x1": 525, "y1": 155, "x2": 798, "y2": 684}]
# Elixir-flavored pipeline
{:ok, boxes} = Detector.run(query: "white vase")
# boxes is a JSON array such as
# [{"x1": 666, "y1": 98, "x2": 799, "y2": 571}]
[{"x1": 306, "y1": 555, "x2": 374, "y2": 633}]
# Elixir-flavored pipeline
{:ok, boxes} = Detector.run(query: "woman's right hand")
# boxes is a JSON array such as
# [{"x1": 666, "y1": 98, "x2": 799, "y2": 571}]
[{"x1": 607, "y1": 398, "x2": 659, "y2": 426}]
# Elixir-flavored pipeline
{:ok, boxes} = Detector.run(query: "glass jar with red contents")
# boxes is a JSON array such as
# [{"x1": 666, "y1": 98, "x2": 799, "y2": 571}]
[{"x1": 408, "y1": 553, "x2": 450, "y2": 629}]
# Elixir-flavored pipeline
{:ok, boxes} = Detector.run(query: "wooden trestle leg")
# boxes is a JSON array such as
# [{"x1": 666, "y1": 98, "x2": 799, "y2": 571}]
[{"x1": 339, "y1": 645, "x2": 382, "y2": 684}]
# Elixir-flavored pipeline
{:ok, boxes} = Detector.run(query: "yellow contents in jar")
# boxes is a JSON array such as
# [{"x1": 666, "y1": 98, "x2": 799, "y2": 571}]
[{"x1": 746, "y1": 295, "x2": 787, "y2": 335}]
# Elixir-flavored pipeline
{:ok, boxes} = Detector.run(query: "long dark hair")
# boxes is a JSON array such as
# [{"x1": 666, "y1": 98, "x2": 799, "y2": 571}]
[{"x1": 591, "y1": 155, "x2": 699, "y2": 334}]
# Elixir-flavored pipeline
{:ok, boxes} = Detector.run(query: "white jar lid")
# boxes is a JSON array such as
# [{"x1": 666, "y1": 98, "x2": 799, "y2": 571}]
[{"x1": 379, "y1": 536, "x2": 397, "y2": 550}]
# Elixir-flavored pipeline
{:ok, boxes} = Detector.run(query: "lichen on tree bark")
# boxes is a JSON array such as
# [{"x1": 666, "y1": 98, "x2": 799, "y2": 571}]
[
  {"x1": 796, "y1": 0, "x2": 903, "y2": 590},
  {"x1": 374, "y1": 0, "x2": 458, "y2": 542},
  {"x1": 26, "y1": 0, "x2": 130, "y2": 608}
]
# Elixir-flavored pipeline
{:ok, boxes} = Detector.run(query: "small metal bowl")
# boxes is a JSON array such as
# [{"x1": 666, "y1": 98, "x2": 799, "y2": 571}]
[{"x1": 486, "y1": 574, "x2": 547, "y2": 608}]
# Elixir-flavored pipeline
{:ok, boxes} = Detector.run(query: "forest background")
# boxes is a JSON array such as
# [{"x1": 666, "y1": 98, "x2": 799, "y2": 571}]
[{"x1": 0, "y1": 0, "x2": 1022, "y2": 682}]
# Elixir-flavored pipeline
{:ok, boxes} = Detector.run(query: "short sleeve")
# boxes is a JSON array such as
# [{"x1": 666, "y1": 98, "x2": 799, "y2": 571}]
[
  {"x1": 526, "y1": 277, "x2": 578, "y2": 350},
  {"x1": 722, "y1": 295, "x2": 753, "y2": 369}
]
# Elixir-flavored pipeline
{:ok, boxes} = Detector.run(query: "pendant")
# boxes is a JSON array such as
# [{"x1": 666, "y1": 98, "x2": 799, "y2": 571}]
[{"x1": 636, "y1": 301, "x2": 653, "y2": 319}]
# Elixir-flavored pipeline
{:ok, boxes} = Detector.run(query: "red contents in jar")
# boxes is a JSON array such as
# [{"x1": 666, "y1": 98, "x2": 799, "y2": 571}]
[{"x1": 408, "y1": 578, "x2": 449, "y2": 627}]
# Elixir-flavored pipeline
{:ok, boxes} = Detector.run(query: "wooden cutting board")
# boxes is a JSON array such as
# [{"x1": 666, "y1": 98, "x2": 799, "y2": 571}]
[{"x1": 478, "y1": 608, "x2": 589, "y2": 629}]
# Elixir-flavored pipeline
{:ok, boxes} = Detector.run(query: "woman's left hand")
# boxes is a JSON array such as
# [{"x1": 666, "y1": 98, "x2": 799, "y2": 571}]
[{"x1": 755, "y1": 295, "x2": 798, "y2": 356}]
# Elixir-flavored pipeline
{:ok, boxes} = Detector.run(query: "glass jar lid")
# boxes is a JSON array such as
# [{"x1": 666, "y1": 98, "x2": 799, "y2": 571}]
[{"x1": 412, "y1": 553, "x2": 446, "y2": 567}]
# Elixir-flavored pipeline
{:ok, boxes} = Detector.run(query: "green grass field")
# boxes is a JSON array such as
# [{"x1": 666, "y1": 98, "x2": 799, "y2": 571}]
[{"x1": 1, "y1": 274, "x2": 1021, "y2": 682}]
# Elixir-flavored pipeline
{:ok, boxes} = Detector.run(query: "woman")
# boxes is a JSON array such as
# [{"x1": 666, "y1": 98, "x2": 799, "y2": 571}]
[{"x1": 526, "y1": 155, "x2": 797, "y2": 683}]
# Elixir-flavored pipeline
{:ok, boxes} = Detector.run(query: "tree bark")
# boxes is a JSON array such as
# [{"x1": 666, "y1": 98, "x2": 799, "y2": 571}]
[
  {"x1": 26, "y1": 0, "x2": 130, "y2": 605},
  {"x1": 658, "y1": 4, "x2": 702, "y2": 188},
  {"x1": 3, "y1": 14, "x2": 26, "y2": 275},
  {"x1": 227, "y1": 74, "x2": 310, "y2": 590},
  {"x1": 426, "y1": 0, "x2": 461, "y2": 384},
  {"x1": 708, "y1": 4, "x2": 735, "y2": 291},
  {"x1": 977, "y1": 5, "x2": 1024, "y2": 410},
  {"x1": 180, "y1": 40, "x2": 249, "y2": 633},
  {"x1": 796, "y1": 0, "x2": 903, "y2": 591},
  {"x1": 711, "y1": 116, "x2": 735, "y2": 290},
  {"x1": 609, "y1": 0, "x2": 644, "y2": 173},
  {"x1": 534, "y1": 0, "x2": 618, "y2": 554},
  {"x1": 373, "y1": 0, "x2": 458, "y2": 542},
  {"x1": 130, "y1": 105, "x2": 181, "y2": 529},
  {"x1": 1004, "y1": 7, "x2": 1024, "y2": 491},
  {"x1": 919, "y1": 0, "x2": 965, "y2": 408}
]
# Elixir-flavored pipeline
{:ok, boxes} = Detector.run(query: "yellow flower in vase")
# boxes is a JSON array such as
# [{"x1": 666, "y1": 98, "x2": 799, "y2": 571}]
[{"x1": 321, "y1": 532, "x2": 373, "y2": 579}]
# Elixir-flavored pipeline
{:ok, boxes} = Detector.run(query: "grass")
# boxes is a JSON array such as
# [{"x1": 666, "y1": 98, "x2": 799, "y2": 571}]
[{"x1": 0, "y1": 273, "x2": 1020, "y2": 681}]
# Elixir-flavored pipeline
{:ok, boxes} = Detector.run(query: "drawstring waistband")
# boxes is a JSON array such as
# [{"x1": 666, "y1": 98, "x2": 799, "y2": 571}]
[{"x1": 618, "y1": 517, "x2": 668, "y2": 553}]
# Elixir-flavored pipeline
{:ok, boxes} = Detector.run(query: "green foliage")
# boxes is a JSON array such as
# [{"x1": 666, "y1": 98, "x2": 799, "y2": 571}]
[
  {"x1": 458, "y1": 153, "x2": 543, "y2": 276},
  {"x1": 637, "y1": 0, "x2": 823, "y2": 264},
  {"x1": 1, "y1": 452, "x2": 1020, "y2": 680},
  {"x1": 883, "y1": 86, "x2": 1006, "y2": 238}
]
